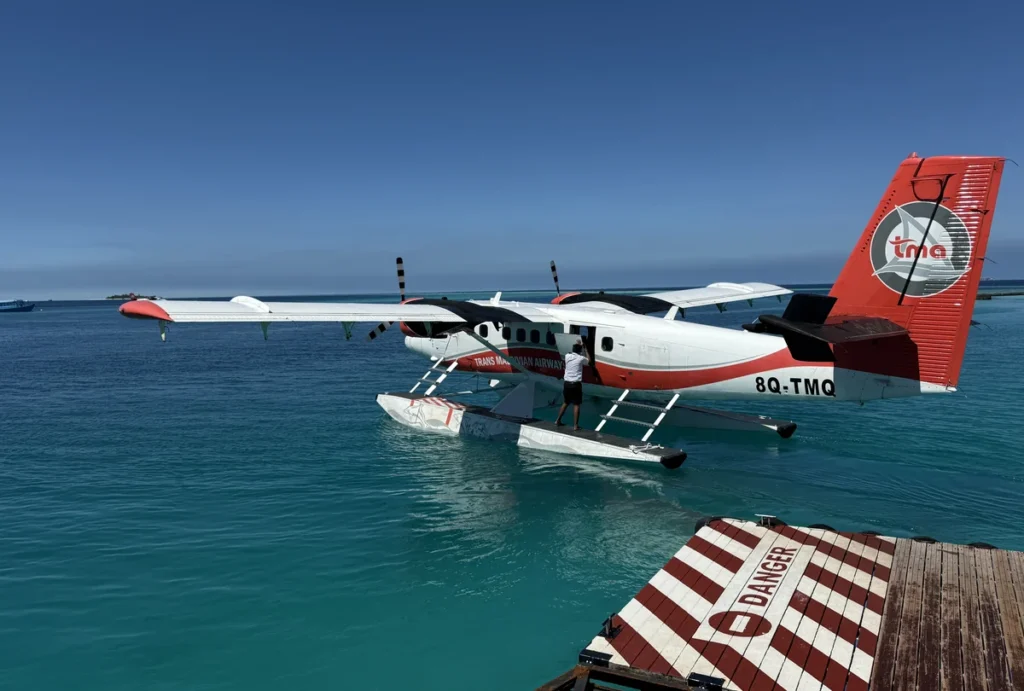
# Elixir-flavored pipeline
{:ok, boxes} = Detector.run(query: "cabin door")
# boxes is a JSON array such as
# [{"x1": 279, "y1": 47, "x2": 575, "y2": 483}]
[{"x1": 569, "y1": 324, "x2": 602, "y2": 383}]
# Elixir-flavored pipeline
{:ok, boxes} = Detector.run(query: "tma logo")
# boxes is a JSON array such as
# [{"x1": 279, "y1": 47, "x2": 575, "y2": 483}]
[{"x1": 870, "y1": 202, "x2": 972, "y2": 297}]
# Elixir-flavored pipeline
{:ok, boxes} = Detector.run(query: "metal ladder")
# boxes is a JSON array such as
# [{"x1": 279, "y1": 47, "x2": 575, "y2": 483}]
[
  {"x1": 410, "y1": 359, "x2": 460, "y2": 395},
  {"x1": 595, "y1": 389, "x2": 680, "y2": 443}
]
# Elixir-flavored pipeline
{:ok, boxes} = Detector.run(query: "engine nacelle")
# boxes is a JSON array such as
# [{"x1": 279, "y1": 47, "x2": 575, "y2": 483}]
[
  {"x1": 549, "y1": 292, "x2": 581, "y2": 305},
  {"x1": 397, "y1": 297, "x2": 461, "y2": 338}
]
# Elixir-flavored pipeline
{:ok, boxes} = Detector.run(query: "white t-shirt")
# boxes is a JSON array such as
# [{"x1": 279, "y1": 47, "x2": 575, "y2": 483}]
[{"x1": 564, "y1": 352, "x2": 587, "y2": 382}]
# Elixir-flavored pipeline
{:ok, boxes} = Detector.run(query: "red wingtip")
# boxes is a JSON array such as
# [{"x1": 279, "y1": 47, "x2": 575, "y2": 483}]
[{"x1": 119, "y1": 300, "x2": 173, "y2": 321}]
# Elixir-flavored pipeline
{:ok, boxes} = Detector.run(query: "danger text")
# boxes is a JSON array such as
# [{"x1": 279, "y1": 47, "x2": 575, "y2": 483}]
[{"x1": 738, "y1": 546, "x2": 797, "y2": 607}]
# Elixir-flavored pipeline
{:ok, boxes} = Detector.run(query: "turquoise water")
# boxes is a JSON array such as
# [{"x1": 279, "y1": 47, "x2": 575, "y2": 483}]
[{"x1": 2, "y1": 291, "x2": 1023, "y2": 690}]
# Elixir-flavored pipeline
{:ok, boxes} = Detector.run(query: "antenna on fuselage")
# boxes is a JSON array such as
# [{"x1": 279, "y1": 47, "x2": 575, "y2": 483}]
[
  {"x1": 550, "y1": 260, "x2": 561, "y2": 296},
  {"x1": 367, "y1": 256, "x2": 406, "y2": 341}
]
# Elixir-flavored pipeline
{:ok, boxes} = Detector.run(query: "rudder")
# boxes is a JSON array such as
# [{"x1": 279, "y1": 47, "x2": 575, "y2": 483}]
[{"x1": 828, "y1": 153, "x2": 1005, "y2": 389}]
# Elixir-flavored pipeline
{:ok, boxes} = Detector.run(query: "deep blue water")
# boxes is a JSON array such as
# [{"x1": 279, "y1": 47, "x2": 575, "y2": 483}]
[{"x1": 2, "y1": 290, "x2": 1023, "y2": 690}]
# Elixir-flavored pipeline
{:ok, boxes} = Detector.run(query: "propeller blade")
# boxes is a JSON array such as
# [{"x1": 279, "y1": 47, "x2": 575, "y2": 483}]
[
  {"x1": 550, "y1": 260, "x2": 560, "y2": 296},
  {"x1": 397, "y1": 256, "x2": 406, "y2": 302},
  {"x1": 367, "y1": 321, "x2": 389, "y2": 341},
  {"x1": 367, "y1": 256, "x2": 406, "y2": 341}
]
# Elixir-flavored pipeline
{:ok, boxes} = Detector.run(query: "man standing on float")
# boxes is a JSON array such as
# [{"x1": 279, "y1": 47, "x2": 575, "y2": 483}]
[{"x1": 554, "y1": 339, "x2": 590, "y2": 431}]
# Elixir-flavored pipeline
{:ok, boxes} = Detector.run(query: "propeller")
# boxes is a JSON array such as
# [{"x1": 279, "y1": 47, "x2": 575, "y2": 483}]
[
  {"x1": 367, "y1": 257, "x2": 406, "y2": 341},
  {"x1": 550, "y1": 260, "x2": 561, "y2": 296}
]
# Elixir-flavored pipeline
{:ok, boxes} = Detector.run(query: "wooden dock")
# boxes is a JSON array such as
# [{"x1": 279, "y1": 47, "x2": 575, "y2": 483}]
[{"x1": 537, "y1": 516, "x2": 1024, "y2": 691}]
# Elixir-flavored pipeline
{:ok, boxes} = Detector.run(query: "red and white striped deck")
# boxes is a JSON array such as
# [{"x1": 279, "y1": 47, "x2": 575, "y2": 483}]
[
  {"x1": 547, "y1": 519, "x2": 1024, "y2": 691},
  {"x1": 581, "y1": 518, "x2": 902, "y2": 691}
]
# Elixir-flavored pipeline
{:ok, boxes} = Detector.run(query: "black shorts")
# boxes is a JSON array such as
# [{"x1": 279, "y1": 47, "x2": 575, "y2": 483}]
[{"x1": 563, "y1": 381, "x2": 583, "y2": 405}]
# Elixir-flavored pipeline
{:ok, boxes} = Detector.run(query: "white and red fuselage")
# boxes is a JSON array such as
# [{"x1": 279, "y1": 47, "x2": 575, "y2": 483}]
[
  {"x1": 403, "y1": 154, "x2": 1008, "y2": 404},
  {"x1": 401, "y1": 302, "x2": 940, "y2": 404}
]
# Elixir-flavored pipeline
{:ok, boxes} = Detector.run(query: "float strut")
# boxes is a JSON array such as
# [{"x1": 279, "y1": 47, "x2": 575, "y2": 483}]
[{"x1": 260, "y1": 322, "x2": 269, "y2": 340}]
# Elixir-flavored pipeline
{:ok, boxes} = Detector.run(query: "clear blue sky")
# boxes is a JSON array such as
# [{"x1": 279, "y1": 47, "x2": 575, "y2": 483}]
[{"x1": 2, "y1": 0, "x2": 1023, "y2": 299}]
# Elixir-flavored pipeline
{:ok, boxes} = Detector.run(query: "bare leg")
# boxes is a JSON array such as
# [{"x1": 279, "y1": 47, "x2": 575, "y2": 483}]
[
  {"x1": 573, "y1": 403, "x2": 581, "y2": 430},
  {"x1": 555, "y1": 402, "x2": 568, "y2": 425}
]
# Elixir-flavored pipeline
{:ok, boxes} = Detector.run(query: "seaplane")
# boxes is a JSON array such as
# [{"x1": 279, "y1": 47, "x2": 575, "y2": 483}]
[{"x1": 120, "y1": 153, "x2": 1005, "y2": 469}]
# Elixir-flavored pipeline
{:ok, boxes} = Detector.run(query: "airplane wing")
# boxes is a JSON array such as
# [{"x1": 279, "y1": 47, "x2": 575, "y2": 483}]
[
  {"x1": 643, "y1": 282, "x2": 791, "y2": 309},
  {"x1": 551, "y1": 282, "x2": 791, "y2": 314},
  {"x1": 118, "y1": 295, "x2": 554, "y2": 324},
  {"x1": 119, "y1": 282, "x2": 791, "y2": 325}
]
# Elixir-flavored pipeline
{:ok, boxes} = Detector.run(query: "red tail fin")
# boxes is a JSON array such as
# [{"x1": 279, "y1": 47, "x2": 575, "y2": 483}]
[{"x1": 829, "y1": 154, "x2": 1005, "y2": 388}]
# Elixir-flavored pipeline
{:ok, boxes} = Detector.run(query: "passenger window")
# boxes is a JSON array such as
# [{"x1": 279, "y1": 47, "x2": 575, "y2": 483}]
[
  {"x1": 530, "y1": 329, "x2": 540, "y2": 344},
  {"x1": 601, "y1": 336, "x2": 614, "y2": 352},
  {"x1": 478, "y1": 324, "x2": 489, "y2": 338},
  {"x1": 502, "y1": 326, "x2": 511, "y2": 340},
  {"x1": 546, "y1": 331, "x2": 556, "y2": 346},
  {"x1": 516, "y1": 328, "x2": 526, "y2": 342}
]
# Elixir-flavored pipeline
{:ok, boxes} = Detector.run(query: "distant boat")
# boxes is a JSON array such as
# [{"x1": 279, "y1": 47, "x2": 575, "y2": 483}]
[
  {"x1": 0, "y1": 299, "x2": 35, "y2": 313},
  {"x1": 107, "y1": 293, "x2": 163, "y2": 300}
]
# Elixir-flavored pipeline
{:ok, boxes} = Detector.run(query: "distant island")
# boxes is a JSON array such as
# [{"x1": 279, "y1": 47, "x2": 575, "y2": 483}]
[{"x1": 106, "y1": 293, "x2": 163, "y2": 300}]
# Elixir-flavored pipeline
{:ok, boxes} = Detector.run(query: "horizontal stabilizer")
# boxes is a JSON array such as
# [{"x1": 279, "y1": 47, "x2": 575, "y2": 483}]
[
  {"x1": 758, "y1": 315, "x2": 909, "y2": 344},
  {"x1": 758, "y1": 314, "x2": 909, "y2": 362},
  {"x1": 746, "y1": 292, "x2": 909, "y2": 361}
]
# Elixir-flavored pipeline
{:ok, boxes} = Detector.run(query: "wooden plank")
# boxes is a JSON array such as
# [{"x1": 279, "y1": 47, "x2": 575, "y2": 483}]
[
  {"x1": 916, "y1": 542, "x2": 943, "y2": 691},
  {"x1": 847, "y1": 536, "x2": 891, "y2": 687},
  {"x1": 992, "y1": 551, "x2": 1024, "y2": 690},
  {"x1": 1006, "y1": 550, "x2": 1024, "y2": 637},
  {"x1": 725, "y1": 526, "x2": 821, "y2": 691},
  {"x1": 821, "y1": 530, "x2": 888, "y2": 691},
  {"x1": 587, "y1": 664, "x2": 693, "y2": 690},
  {"x1": 975, "y1": 549, "x2": 1012, "y2": 691},
  {"x1": 1009, "y1": 551, "x2": 1024, "y2": 691},
  {"x1": 958, "y1": 545, "x2": 988, "y2": 691},
  {"x1": 534, "y1": 665, "x2": 582, "y2": 691},
  {"x1": 939, "y1": 545, "x2": 963, "y2": 691},
  {"x1": 788, "y1": 530, "x2": 851, "y2": 690},
  {"x1": 771, "y1": 528, "x2": 842, "y2": 691},
  {"x1": 816, "y1": 533, "x2": 868, "y2": 691},
  {"x1": 870, "y1": 537, "x2": 912, "y2": 691},
  {"x1": 892, "y1": 539, "x2": 926, "y2": 691}
]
